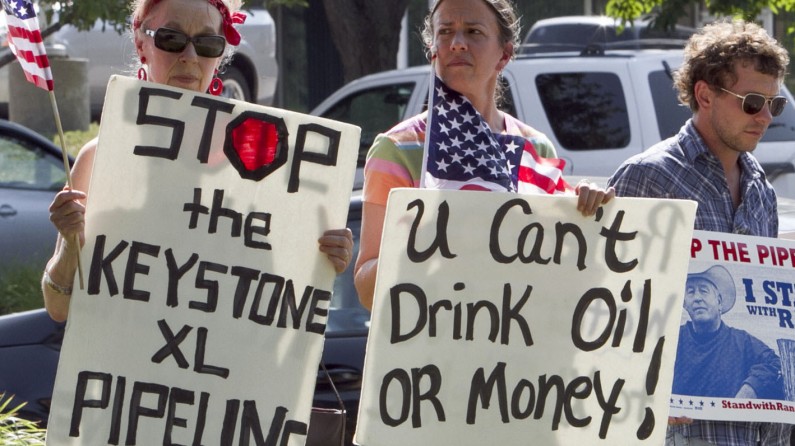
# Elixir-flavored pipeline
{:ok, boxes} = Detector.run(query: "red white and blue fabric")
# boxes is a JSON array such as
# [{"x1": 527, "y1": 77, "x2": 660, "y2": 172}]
[
  {"x1": 421, "y1": 75, "x2": 570, "y2": 194},
  {"x1": 2, "y1": 0, "x2": 53, "y2": 91}
]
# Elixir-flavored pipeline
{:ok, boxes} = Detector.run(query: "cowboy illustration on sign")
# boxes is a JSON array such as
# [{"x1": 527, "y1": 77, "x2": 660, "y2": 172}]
[
  {"x1": 670, "y1": 231, "x2": 795, "y2": 425},
  {"x1": 673, "y1": 265, "x2": 784, "y2": 400}
]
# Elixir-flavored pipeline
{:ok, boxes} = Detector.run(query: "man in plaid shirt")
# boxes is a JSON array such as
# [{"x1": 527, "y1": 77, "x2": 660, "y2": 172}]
[{"x1": 608, "y1": 19, "x2": 791, "y2": 446}]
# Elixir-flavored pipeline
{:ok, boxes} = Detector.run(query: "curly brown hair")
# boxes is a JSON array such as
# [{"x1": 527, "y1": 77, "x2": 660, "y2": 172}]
[{"x1": 674, "y1": 19, "x2": 789, "y2": 112}]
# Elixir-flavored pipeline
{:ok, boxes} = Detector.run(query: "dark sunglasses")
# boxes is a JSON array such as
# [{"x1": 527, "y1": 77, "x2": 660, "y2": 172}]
[
  {"x1": 720, "y1": 87, "x2": 788, "y2": 117},
  {"x1": 144, "y1": 27, "x2": 226, "y2": 58}
]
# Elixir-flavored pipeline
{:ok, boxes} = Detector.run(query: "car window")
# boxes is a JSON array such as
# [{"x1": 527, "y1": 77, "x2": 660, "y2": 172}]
[
  {"x1": 526, "y1": 24, "x2": 638, "y2": 46},
  {"x1": 761, "y1": 95, "x2": 795, "y2": 142},
  {"x1": 638, "y1": 25, "x2": 695, "y2": 40},
  {"x1": 0, "y1": 136, "x2": 65, "y2": 191},
  {"x1": 535, "y1": 72, "x2": 630, "y2": 150},
  {"x1": 649, "y1": 70, "x2": 691, "y2": 140},
  {"x1": 321, "y1": 83, "x2": 415, "y2": 167}
]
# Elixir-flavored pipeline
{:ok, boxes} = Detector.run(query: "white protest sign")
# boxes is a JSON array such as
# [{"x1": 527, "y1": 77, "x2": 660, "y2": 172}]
[
  {"x1": 354, "y1": 189, "x2": 697, "y2": 445},
  {"x1": 46, "y1": 76, "x2": 360, "y2": 445},
  {"x1": 669, "y1": 230, "x2": 795, "y2": 423}
]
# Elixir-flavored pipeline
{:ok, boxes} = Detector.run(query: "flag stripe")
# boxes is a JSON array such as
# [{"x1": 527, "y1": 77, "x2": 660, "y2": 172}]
[
  {"x1": 517, "y1": 143, "x2": 569, "y2": 194},
  {"x1": 517, "y1": 167, "x2": 568, "y2": 194},
  {"x1": 7, "y1": 22, "x2": 44, "y2": 43},
  {"x1": 9, "y1": 47, "x2": 51, "y2": 69},
  {"x1": 8, "y1": 43, "x2": 51, "y2": 70},
  {"x1": 21, "y1": 70, "x2": 53, "y2": 90}
]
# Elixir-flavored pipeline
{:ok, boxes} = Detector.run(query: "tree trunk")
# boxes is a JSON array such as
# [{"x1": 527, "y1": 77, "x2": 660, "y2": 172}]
[{"x1": 321, "y1": 0, "x2": 411, "y2": 84}]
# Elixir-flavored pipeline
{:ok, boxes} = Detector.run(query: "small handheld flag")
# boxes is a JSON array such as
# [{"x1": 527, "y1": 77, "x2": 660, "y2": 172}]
[
  {"x1": 2, "y1": 0, "x2": 84, "y2": 288},
  {"x1": 2, "y1": 0, "x2": 53, "y2": 90}
]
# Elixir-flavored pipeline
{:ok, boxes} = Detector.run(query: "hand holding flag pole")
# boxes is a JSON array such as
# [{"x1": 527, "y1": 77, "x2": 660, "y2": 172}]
[{"x1": 3, "y1": 0, "x2": 84, "y2": 289}]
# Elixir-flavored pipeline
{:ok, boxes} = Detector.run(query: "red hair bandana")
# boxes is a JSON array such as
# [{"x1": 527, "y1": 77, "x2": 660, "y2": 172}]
[
  {"x1": 206, "y1": 0, "x2": 246, "y2": 45},
  {"x1": 134, "y1": 0, "x2": 246, "y2": 46}
]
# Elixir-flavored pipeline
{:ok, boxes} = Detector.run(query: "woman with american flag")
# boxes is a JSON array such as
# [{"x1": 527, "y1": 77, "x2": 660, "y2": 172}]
[
  {"x1": 353, "y1": 0, "x2": 616, "y2": 310},
  {"x1": 41, "y1": 0, "x2": 354, "y2": 323}
]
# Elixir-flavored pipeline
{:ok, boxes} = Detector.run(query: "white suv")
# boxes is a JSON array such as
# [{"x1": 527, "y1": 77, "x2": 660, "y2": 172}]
[{"x1": 311, "y1": 46, "x2": 795, "y2": 198}]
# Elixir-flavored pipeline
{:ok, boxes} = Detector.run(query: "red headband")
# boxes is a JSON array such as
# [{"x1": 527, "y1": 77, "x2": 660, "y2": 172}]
[{"x1": 134, "y1": 0, "x2": 246, "y2": 46}]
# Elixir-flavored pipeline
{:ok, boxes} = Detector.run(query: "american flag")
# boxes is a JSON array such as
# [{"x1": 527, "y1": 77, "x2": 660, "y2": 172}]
[
  {"x1": 2, "y1": 0, "x2": 53, "y2": 91},
  {"x1": 421, "y1": 75, "x2": 570, "y2": 194}
]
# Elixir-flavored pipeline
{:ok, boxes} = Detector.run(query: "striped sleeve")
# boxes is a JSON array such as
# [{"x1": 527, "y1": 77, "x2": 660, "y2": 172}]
[{"x1": 362, "y1": 116, "x2": 427, "y2": 206}]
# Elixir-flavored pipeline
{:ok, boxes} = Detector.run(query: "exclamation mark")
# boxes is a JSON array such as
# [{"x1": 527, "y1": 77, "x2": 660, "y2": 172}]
[{"x1": 636, "y1": 335, "x2": 665, "y2": 440}]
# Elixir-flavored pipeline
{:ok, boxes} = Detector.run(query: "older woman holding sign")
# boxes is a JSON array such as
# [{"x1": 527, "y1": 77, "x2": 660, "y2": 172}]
[
  {"x1": 43, "y1": 0, "x2": 354, "y2": 322},
  {"x1": 353, "y1": 0, "x2": 615, "y2": 309}
]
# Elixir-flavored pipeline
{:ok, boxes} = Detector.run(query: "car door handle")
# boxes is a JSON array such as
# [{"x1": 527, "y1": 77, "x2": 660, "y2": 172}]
[{"x1": 0, "y1": 204, "x2": 17, "y2": 218}]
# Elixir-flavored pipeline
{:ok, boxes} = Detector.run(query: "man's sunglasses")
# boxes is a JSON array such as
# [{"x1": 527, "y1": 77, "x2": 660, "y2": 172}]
[
  {"x1": 719, "y1": 87, "x2": 788, "y2": 117},
  {"x1": 145, "y1": 27, "x2": 226, "y2": 58}
]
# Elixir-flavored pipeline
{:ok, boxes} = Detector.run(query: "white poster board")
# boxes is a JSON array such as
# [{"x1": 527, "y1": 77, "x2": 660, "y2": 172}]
[
  {"x1": 355, "y1": 189, "x2": 697, "y2": 445},
  {"x1": 669, "y1": 230, "x2": 795, "y2": 424},
  {"x1": 46, "y1": 76, "x2": 360, "y2": 445}
]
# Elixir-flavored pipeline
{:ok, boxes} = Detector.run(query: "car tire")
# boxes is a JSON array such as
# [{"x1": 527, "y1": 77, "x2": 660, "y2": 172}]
[{"x1": 219, "y1": 66, "x2": 252, "y2": 102}]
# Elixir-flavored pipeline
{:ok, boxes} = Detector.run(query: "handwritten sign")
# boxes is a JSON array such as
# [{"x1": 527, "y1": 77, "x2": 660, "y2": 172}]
[
  {"x1": 670, "y1": 230, "x2": 795, "y2": 424},
  {"x1": 354, "y1": 190, "x2": 697, "y2": 445},
  {"x1": 46, "y1": 76, "x2": 360, "y2": 445}
]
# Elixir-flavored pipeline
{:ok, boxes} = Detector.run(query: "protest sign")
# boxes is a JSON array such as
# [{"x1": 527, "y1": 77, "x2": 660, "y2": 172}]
[
  {"x1": 46, "y1": 76, "x2": 360, "y2": 445},
  {"x1": 669, "y1": 230, "x2": 795, "y2": 424},
  {"x1": 354, "y1": 189, "x2": 697, "y2": 445}
]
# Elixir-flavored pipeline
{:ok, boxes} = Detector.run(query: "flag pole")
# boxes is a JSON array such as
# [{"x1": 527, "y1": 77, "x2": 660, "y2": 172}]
[
  {"x1": 48, "y1": 90, "x2": 84, "y2": 290},
  {"x1": 419, "y1": 49, "x2": 437, "y2": 189}
]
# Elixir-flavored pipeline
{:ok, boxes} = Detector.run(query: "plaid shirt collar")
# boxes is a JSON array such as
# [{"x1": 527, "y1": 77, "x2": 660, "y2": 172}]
[{"x1": 678, "y1": 119, "x2": 763, "y2": 182}]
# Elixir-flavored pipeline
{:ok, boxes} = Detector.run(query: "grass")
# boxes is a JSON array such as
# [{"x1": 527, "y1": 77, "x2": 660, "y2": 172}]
[
  {"x1": 0, "y1": 394, "x2": 45, "y2": 445},
  {"x1": 52, "y1": 122, "x2": 100, "y2": 159},
  {"x1": 0, "y1": 266, "x2": 45, "y2": 315}
]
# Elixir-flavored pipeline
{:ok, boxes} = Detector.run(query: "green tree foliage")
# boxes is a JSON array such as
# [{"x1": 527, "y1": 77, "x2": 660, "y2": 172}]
[
  {"x1": 32, "y1": 0, "x2": 306, "y2": 33},
  {"x1": 606, "y1": 0, "x2": 795, "y2": 29},
  {"x1": 37, "y1": 0, "x2": 129, "y2": 33}
]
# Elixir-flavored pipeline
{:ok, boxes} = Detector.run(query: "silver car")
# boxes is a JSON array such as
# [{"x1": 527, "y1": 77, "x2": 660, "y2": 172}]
[{"x1": 0, "y1": 119, "x2": 71, "y2": 276}]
